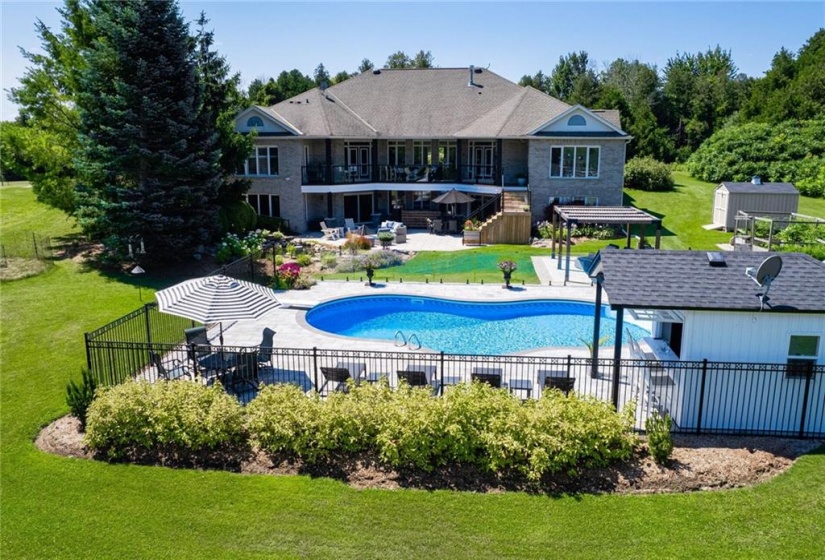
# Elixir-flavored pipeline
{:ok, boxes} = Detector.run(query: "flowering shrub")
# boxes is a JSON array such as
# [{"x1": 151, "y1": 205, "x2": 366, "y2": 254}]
[
  {"x1": 215, "y1": 230, "x2": 267, "y2": 263},
  {"x1": 276, "y1": 262, "x2": 301, "y2": 289},
  {"x1": 464, "y1": 219, "x2": 480, "y2": 231},
  {"x1": 497, "y1": 260, "x2": 517, "y2": 273}
]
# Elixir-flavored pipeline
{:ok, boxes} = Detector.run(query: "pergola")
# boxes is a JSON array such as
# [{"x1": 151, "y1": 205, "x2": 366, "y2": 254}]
[{"x1": 551, "y1": 206, "x2": 663, "y2": 285}]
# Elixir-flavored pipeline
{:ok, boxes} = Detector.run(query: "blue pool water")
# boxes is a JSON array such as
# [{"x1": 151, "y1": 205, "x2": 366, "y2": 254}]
[{"x1": 305, "y1": 295, "x2": 649, "y2": 355}]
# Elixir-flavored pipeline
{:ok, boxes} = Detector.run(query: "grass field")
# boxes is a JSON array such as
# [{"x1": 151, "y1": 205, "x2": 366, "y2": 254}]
[{"x1": 2, "y1": 182, "x2": 824, "y2": 558}]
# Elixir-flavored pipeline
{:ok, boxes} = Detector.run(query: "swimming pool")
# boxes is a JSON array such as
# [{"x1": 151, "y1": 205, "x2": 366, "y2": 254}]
[{"x1": 305, "y1": 295, "x2": 649, "y2": 355}]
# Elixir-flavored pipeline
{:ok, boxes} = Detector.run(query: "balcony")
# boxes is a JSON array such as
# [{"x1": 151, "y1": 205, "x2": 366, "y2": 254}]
[{"x1": 301, "y1": 164, "x2": 499, "y2": 186}]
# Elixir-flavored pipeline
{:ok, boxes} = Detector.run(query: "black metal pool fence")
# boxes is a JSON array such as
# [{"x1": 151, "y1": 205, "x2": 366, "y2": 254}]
[{"x1": 85, "y1": 304, "x2": 824, "y2": 438}]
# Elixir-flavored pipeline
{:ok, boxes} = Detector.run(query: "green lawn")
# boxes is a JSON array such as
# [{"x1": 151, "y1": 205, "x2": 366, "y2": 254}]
[
  {"x1": 2, "y1": 183, "x2": 825, "y2": 558},
  {"x1": 322, "y1": 245, "x2": 545, "y2": 284}
]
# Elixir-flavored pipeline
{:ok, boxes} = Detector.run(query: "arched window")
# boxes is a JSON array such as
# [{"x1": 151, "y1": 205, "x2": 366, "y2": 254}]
[
  {"x1": 246, "y1": 116, "x2": 264, "y2": 128},
  {"x1": 567, "y1": 115, "x2": 586, "y2": 126}
]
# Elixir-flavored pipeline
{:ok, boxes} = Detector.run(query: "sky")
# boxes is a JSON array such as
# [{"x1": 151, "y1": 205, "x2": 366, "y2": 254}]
[{"x1": 2, "y1": 1, "x2": 823, "y2": 120}]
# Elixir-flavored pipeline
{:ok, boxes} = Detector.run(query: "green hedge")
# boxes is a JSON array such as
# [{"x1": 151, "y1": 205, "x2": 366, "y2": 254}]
[
  {"x1": 85, "y1": 379, "x2": 637, "y2": 480},
  {"x1": 85, "y1": 381, "x2": 248, "y2": 463},
  {"x1": 247, "y1": 381, "x2": 637, "y2": 480},
  {"x1": 687, "y1": 119, "x2": 825, "y2": 198}
]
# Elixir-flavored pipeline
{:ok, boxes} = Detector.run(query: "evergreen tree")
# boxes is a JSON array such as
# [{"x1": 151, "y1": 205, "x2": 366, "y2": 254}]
[
  {"x1": 75, "y1": 0, "x2": 222, "y2": 262},
  {"x1": 313, "y1": 63, "x2": 331, "y2": 87}
]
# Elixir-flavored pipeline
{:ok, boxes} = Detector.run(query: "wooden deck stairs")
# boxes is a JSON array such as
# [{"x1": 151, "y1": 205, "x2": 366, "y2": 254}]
[{"x1": 478, "y1": 191, "x2": 532, "y2": 244}]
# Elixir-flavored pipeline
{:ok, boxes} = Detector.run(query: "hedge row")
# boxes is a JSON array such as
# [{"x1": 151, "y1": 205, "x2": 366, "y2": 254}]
[{"x1": 85, "y1": 380, "x2": 638, "y2": 480}]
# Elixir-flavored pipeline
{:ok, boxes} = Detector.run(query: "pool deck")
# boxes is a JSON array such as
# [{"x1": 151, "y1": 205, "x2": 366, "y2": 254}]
[{"x1": 216, "y1": 276, "x2": 648, "y2": 359}]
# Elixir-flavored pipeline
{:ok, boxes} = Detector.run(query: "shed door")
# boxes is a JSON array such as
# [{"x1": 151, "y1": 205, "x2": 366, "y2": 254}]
[{"x1": 714, "y1": 191, "x2": 727, "y2": 227}]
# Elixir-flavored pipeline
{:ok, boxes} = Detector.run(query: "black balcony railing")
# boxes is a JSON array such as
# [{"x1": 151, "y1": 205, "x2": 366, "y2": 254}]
[
  {"x1": 301, "y1": 164, "x2": 497, "y2": 185},
  {"x1": 84, "y1": 304, "x2": 825, "y2": 438}
]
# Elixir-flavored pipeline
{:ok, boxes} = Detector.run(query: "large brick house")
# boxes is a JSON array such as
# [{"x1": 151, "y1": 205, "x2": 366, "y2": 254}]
[{"x1": 234, "y1": 66, "x2": 630, "y2": 234}]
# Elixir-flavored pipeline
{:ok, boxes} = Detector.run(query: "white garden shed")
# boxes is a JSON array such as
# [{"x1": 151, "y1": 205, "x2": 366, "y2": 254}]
[{"x1": 712, "y1": 177, "x2": 799, "y2": 231}]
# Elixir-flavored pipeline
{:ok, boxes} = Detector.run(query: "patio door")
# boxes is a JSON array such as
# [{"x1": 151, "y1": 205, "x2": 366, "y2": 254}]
[
  {"x1": 471, "y1": 143, "x2": 494, "y2": 181},
  {"x1": 344, "y1": 193, "x2": 374, "y2": 223},
  {"x1": 346, "y1": 145, "x2": 371, "y2": 180}
]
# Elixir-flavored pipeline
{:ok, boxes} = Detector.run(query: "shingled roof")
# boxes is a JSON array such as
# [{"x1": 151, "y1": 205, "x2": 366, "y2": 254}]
[
  {"x1": 264, "y1": 67, "x2": 620, "y2": 138},
  {"x1": 591, "y1": 250, "x2": 825, "y2": 313}
]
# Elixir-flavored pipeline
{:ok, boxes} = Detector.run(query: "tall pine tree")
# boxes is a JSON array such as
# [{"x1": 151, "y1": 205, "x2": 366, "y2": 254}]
[{"x1": 76, "y1": 0, "x2": 221, "y2": 262}]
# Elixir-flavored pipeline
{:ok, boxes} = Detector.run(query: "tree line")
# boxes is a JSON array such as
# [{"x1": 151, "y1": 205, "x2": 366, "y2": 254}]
[{"x1": 2, "y1": 0, "x2": 822, "y2": 256}]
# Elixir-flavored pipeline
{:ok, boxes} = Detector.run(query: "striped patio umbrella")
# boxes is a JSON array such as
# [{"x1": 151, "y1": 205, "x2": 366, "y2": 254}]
[{"x1": 155, "y1": 275, "x2": 280, "y2": 344}]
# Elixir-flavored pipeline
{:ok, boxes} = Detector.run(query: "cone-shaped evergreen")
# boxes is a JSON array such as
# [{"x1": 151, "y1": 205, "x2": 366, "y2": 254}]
[{"x1": 76, "y1": 0, "x2": 221, "y2": 262}]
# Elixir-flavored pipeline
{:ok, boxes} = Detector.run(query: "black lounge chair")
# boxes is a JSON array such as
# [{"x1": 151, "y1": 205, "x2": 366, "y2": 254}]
[
  {"x1": 320, "y1": 366, "x2": 351, "y2": 394},
  {"x1": 471, "y1": 367, "x2": 502, "y2": 388},
  {"x1": 544, "y1": 376, "x2": 575, "y2": 395},
  {"x1": 397, "y1": 369, "x2": 429, "y2": 387}
]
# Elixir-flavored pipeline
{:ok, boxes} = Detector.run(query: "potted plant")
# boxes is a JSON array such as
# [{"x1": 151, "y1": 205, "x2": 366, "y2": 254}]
[
  {"x1": 497, "y1": 260, "x2": 517, "y2": 289},
  {"x1": 376, "y1": 231, "x2": 395, "y2": 249},
  {"x1": 463, "y1": 219, "x2": 481, "y2": 246}
]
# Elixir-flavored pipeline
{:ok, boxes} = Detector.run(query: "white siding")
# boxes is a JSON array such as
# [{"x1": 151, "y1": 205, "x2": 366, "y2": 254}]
[{"x1": 680, "y1": 310, "x2": 825, "y2": 363}]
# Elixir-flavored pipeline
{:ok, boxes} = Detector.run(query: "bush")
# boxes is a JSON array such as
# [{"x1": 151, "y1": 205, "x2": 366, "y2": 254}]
[
  {"x1": 255, "y1": 215, "x2": 291, "y2": 234},
  {"x1": 320, "y1": 252, "x2": 338, "y2": 269},
  {"x1": 296, "y1": 254, "x2": 313, "y2": 267},
  {"x1": 342, "y1": 233, "x2": 372, "y2": 253},
  {"x1": 85, "y1": 381, "x2": 247, "y2": 464},
  {"x1": 275, "y1": 262, "x2": 301, "y2": 289},
  {"x1": 624, "y1": 157, "x2": 675, "y2": 192},
  {"x1": 687, "y1": 119, "x2": 825, "y2": 198},
  {"x1": 218, "y1": 200, "x2": 257, "y2": 234},
  {"x1": 246, "y1": 381, "x2": 637, "y2": 480},
  {"x1": 215, "y1": 230, "x2": 267, "y2": 263},
  {"x1": 65, "y1": 368, "x2": 98, "y2": 429},
  {"x1": 376, "y1": 231, "x2": 395, "y2": 248},
  {"x1": 645, "y1": 411, "x2": 673, "y2": 464}
]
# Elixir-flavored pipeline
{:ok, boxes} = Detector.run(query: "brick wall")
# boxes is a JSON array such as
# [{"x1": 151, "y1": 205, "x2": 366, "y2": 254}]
[
  {"x1": 527, "y1": 138, "x2": 626, "y2": 221},
  {"x1": 245, "y1": 139, "x2": 307, "y2": 231}
]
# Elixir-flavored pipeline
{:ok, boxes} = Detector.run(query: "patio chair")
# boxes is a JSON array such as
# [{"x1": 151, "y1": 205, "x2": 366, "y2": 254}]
[
  {"x1": 257, "y1": 327, "x2": 275, "y2": 367},
  {"x1": 471, "y1": 367, "x2": 502, "y2": 388},
  {"x1": 149, "y1": 350, "x2": 192, "y2": 382},
  {"x1": 397, "y1": 364, "x2": 436, "y2": 389},
  {"x1": 544, "y1": 376, "x2": 575, "y2": 395},
  {"x1": 184, "y1": 326, "x2": 211, "y2": 363},
  {"x1": 345, "y1": 218, "x2": 358, "y2": 234},
  {"x1": 228, "y1": 349, "x2": 260, "y2": 395},
  {"x1": 431, "y1": 219, "x2": 443, "y2": 234},
  {"x1": 320, "y1": 221, "x2": 341, "y2": 240},
  {"x1": 319, "y1": 366, "x2": 351, "y2": 394}
]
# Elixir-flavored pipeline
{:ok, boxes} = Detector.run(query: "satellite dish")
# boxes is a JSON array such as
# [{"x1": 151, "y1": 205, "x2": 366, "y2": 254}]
[
  {"x1": 745, "y1": 255, "x2": 782, "y2": 311},
  {"x1": 746, "y1": 255, "x2": 782, "y2": 286}
]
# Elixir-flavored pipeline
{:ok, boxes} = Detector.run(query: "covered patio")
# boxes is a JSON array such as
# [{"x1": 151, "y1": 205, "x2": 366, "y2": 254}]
[{"x1": 551, "y1": 206, "x2": 663, "y2": 285}]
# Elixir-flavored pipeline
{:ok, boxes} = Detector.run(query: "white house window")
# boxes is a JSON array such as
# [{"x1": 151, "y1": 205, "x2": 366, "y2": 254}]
[
  {"x1": 550, "y1": 146, "x2": 599, "y2": 178},
  {"x1": 786, "y1": 335, "x2": 819, "y2": 378},
  {"x1": 246, "y1": 116, "x2": 264, "y2": 127},
  {"x1": 244, "y1": 146, "x2": 279, "y2": 176},
  {"x1": 247, "y1": 194, "x2": 280, "y2": 217},
  {"x1": 567, "y1": 115, "x2": 586, "y2": 126}
]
